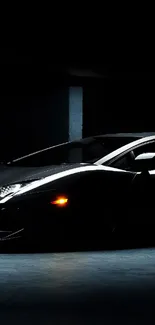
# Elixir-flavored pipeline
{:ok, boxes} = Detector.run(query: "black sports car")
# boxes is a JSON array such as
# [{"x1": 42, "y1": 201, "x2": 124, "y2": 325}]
[{"x1": 0, "y1": 133, "x2": 155, "y2": 252}]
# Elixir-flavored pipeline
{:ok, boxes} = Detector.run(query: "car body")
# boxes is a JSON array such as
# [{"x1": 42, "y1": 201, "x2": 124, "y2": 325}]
[{"x1": 1, "y1": 133, "x2": 155, "y2": 252}]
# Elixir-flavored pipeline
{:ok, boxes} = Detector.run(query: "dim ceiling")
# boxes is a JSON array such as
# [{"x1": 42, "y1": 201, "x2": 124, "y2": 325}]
[{"x1": 1, "y1": 47, "x2": 155, "y2": 80}]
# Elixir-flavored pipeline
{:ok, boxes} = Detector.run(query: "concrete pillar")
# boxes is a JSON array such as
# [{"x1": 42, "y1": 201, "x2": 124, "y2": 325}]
[{"x1": 69, "y1": 87, "x2": 83, "y2": 141}]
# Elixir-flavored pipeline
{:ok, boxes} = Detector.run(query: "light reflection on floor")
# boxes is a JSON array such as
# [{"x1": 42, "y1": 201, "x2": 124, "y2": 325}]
[{"x1": 0, "y1": 249, "x2": 155, "y2": 324}]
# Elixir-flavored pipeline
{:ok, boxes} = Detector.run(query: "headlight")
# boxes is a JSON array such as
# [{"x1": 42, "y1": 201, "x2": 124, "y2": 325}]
[
  {"x1": 0, "y1": 184, "x2": 22, "y2": 198},
  {"x1": 0, "y1": 182, "x2": 35, "y2": 203},
  {"x1": 0, "y1": 178, "x2": 46, "y2": 204}
]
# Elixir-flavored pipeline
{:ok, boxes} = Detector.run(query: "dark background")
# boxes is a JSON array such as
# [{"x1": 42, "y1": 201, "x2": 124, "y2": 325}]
[{"x1": 1, "y1": 47, "x2": 155, "y2": 161}]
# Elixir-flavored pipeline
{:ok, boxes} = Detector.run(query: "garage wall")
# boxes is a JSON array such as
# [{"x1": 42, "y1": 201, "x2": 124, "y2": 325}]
[
  {"x1": 83, "y1": 79, "x2": 155, "y2": 137},
  {"x1": 0, "y1": 90, "x2": 69, "y2": 161}
]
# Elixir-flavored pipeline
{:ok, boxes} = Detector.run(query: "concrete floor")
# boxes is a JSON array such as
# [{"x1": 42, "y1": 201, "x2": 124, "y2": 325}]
[{"x1": 0, "y1": 249, "x2": 155, "y2": 324}]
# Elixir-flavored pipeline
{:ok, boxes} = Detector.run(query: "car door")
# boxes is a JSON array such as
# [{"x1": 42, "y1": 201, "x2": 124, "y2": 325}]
[
  {"x1": 107, "y1": 141, "x2": 155, "y2": 238},
  {"x1": 77, "y1": 168, "x2": 135, "y2": 238}
]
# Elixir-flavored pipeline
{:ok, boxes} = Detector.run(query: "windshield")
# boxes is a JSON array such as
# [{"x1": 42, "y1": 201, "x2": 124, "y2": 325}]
[{"x1": 8, "y1": 136, "x2": 139, "y2": 167}]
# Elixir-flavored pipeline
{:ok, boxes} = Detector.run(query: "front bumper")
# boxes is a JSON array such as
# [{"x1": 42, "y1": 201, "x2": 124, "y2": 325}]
[{"x1": 0, "y1": 190, "x2": 82, "y2": 252}]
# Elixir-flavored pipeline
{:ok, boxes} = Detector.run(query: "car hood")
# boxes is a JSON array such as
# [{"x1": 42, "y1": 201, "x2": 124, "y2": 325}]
[
  {"x1": 0, "y1": 162, "x2": 127, "y2": 188},
  {"x1": 0, "y1": 163, "x2": 91, "y2": 187}
]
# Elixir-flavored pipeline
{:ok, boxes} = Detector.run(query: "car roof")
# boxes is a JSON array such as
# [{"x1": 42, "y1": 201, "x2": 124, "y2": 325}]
[
  {"x1": 77, "y1": 132, "x2": 153, "y2": 145},
  {"x1": 95, "y1": 132, "x2": 155, "y2": 139},
  {"x1": 11, "y1": 132, "x2": 155, "y2": 163},
  {"x1": 12, "y1": 133, "x2": 144, "y2": 162},
  {"x1": 95, "y1": 134, "x2": 155, "y2": 165}
]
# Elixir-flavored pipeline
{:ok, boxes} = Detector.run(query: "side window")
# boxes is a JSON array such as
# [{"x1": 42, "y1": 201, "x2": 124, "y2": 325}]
[
  {"x1": 112, "y1": 151, "x2": 135, "y2": 171},
  {"x1": 133, "y1": 142, "x2": 155, "y2": 157},
  {"x1": 112, "y1": 141, "x2": 155, "y2": 172},
  {"x1": 112, "y1": 155, "x2": 130, "y2": 170}
]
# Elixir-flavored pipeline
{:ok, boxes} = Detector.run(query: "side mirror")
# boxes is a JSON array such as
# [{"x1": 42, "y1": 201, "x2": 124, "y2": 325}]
[{"x1": 134, "y1": 152, "x2": 155, "y2": 172}]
